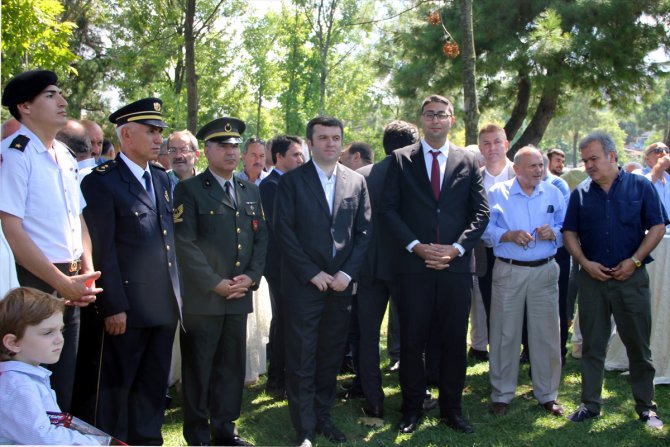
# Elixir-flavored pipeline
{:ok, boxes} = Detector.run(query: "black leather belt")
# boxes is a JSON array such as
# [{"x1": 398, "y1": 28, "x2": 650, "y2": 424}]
[
  {"x1": 496, "y1": 256, "x2": 554, "y2": 267},
  {"x1": 54, "y1": 259, "x2": 82, "y2": 275}
]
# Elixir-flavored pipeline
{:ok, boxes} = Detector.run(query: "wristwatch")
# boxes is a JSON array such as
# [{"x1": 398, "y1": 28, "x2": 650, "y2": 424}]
[{"x1": 631, "y1": 256, "x2": 642, "y2": 268}]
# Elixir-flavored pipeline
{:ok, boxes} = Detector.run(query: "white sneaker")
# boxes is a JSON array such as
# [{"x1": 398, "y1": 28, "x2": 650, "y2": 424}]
[{"x1": 640, "y1": 410, "x2": 664, "y2": 429}]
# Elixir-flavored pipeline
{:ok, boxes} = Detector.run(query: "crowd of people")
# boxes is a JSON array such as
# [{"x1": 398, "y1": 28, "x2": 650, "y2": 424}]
[{"x1": 0, "y1": 69, "x2": 669, "y2": 446}]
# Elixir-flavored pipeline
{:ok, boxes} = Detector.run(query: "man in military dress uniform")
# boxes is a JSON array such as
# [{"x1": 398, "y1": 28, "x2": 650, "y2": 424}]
[
  {"x1": 80, "y1": 98, "x2": 182, "y2": 445},
  {"x1": 174, "y1": 117, "x2": 268, "y2": 446}
]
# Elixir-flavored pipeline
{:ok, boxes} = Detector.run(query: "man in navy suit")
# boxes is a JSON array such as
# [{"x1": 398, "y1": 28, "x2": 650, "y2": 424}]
[
  {"x1": 259, "y1": 134, "x2": 305, "y2": 397},
  {"x1": 275, "y1": 117, "x2": 371, "y2": 447},
  {"x1": 382, "y1": 95, "x2": 489, "y2": 435},
  {"x1": 80, "y1": 98, "x2": 181, "y2": 445}
]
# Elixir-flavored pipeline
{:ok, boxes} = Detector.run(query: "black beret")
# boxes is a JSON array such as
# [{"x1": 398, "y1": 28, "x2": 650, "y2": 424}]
[
  {"x1": 1, "y1": 70, "x2": 59, "y2": 107},
  {"x1": 196, "y1": 117, "x2": 245, "y2": 143},
  {"x1": 109, "y1": 97, "x2": 167, "y2": 128}
]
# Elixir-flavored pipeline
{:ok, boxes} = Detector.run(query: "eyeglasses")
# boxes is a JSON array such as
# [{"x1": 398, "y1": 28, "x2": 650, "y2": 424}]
[
  {"x1": 167, "y1": 147, "x2": 196, "y2": 155},
  {"x1": 422, "y1": 112, "x2": 453, "y2": 121},
  {"x1": 649, "y1": 147, "x2": 669, "y2": 155},
  {"x1": 523, "y1": 228, "x2": 537, "y2": 251}
]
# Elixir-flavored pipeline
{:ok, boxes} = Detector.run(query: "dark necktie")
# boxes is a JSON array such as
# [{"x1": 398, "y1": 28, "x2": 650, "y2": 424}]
[
  {"x1": 430, "y1": 150, "x2": 441, "y2": 201},
  {"x1": 142, "y1": 171, "x2": 152, "y2": 195},
  {"x1": 224, "y1": 181, "x2": 236, "y2": 207}
]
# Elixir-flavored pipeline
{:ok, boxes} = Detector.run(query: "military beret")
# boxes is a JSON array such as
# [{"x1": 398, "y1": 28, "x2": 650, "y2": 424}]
[
  {"x1": 196, "y1": 117, "x2": 245, "y2": 144},
  {"x1": 1, "y1": 70, "x2": 59, "y2": 107},
  {"x1": 109, "y1": 97, "x2": 167, "y2": 128}
]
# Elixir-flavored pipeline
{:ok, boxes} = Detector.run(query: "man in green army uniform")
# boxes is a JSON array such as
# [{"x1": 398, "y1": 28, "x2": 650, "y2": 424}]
[{"x1": 173, "y1": 117, "x2": 268, "y2": 446}]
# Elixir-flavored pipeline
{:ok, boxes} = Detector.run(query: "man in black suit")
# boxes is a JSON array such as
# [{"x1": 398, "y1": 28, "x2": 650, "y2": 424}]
[
  {"x1": 80, "y1": 98, "x2": 181, "y2": 445},
  {"x1": 347, "y1": 121, "x2": 419, "y2": 418},
  {"x1": 259, "y1": 134, "x2": 305, "y2": 397},
  {"x1": 382, "y1": 95, "x2": 489, "y2": 434},
  {"x1": 174, "y1": 118, "x2": 268, "y2": 446},
  {"x1": 275, "y1": 116, "x2": 371, "y2": 447}
]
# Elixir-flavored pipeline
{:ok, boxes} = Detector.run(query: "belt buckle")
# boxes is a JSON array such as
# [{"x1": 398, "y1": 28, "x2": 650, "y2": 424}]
[{"x1": 69, "y1": 260, "x2": 79, "y2": 273}]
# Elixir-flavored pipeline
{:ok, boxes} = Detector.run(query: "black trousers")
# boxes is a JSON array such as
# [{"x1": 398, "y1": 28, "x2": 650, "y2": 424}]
[
  {"x1": 265, "y1": 275, "x2": 286, "y2": 387},
  {"x1": 477, "y1": 247, "x2": 496, "y2": 330},
  {"x1": 16, "y1": 263, "x2": 80, "y2": 412},
  {"x1": 181, "y1": 313, "x2": 247, "y2": 445},
  {"x1": 350, "y1": 277, "x2": 395, "y2": 407},
  {"x1": 96, "y1": 323, "x2": 176, "y2": 445},
  {"x1": 285, "y1": 288, "x2": 352, "y2": 439},
  {"x1": 396, "y1": 271, "x2": 472, "y2": 417}
]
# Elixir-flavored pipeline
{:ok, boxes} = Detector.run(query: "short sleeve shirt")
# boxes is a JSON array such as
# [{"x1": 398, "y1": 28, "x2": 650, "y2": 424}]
[
  {"x1": 0, "y1": 125, "x2": 84, "y2": 262},
  {"x1": 562, "y1": 169, "x2": 669, "y2": 267}
]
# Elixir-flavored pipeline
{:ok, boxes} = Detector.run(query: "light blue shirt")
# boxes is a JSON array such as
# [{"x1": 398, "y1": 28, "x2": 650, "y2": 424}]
[
  {"x1": 237, "y1": 168, "x2": 268, "y2": 186},
  {"x1": 544, "y1": 172, "x2": 570, "y2": 207},
  {"x1": 645, "y1": 171, "x2": 670, "y2": 230},
  {"x1": 0, "y1": 361, "x2": 101, "y2": 445},
  {"x1": 483, "y1": 178, "x2": 565, "y2": 261}
]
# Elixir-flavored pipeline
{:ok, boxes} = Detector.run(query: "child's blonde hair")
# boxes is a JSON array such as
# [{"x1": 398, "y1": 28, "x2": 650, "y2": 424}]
[{"x1": 0, "y1": 287, "x2": 65, "y2": 360}]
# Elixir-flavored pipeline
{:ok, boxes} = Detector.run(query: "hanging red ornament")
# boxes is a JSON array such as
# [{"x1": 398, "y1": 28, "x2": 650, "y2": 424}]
[
  {"x1": 428, "y1": 11, "x2": 441, "y2": 25},
  {"x1": 443, "y1": 41, "x2": 460, "y2": 58}
]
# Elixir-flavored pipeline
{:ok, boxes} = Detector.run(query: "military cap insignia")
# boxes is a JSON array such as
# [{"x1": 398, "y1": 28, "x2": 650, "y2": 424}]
[
  {"x1": 174, "y1": 204, "x2": 184, "y2": 223},
  {"x1": 9, "y1": 135, "x2": 30, "y2": 152},
  {"x1": 154, "y1": 102, "x2": 161, "y2": 112},
  {"x1": 224, "y1": 122, "x2": 232, "y2": 132}
]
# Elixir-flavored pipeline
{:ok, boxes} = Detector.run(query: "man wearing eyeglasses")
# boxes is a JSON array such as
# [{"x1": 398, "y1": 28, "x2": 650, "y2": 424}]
[
  {"x1": 633, "y1": 142, "x2": 669, "y2": 176},
  {"x1": 482, "y1": 146, "x2": 566, "y2": 418},
  {"x1": 382, "y1": 95, "x2": 489, "y2": 434},
  {"x1": 166, "y1": 130, "x2": 201, "y2": 193}
]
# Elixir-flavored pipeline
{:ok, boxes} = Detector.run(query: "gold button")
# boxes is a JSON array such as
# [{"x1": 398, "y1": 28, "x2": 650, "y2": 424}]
[
  {"x1": 168, "y1": 262, "x2": 172, "y2": 267},
  {"x1": 124, "y1": 280, "x2": 129, "y2": 284},
  {"x1": 210, "y1": 211, "x2": 214, "y2": 215},
  {"x1": 134, "y1": 211, "x2": 139, "y2": 216},
  {"x1": 163, "y1": 230, "x2": 167, "y2": 236},
  {"x1": 166, "y1": 245, "x2": 171, "y2": 251},
  {"x1": 237, "y1": 244, "x2": 242, "y2": 250},
  {"x1": 236, "y1": 211, "x2": 240, "y2": 217},
  {"x1": 235, "y1": 261, "x2": 241, "y2": 267},
  {"x1": 236, "y1": 228, "x2": 241, "y2": 234}
]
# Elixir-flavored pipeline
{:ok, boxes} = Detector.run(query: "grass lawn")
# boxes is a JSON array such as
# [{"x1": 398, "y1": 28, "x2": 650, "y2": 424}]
[{"x1": 162, "y1": 340, "x2": 669, "y2": 446}]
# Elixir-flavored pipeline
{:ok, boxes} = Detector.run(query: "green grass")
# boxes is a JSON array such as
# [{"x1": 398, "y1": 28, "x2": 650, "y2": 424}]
[{"x1": 163, "y1": 342, "x2": 669, "y2": 446}]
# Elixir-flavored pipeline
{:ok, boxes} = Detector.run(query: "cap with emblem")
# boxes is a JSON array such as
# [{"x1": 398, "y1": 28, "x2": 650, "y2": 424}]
[
  {"x1": 196, "y1": 117, "x2": 245, "y2": 144},
  {"x1": 2, "y1": 70, "x2": 59, "y2": 119},
  {"x1": 109, "y1": 97, "x2": 168, "y2": 128}
]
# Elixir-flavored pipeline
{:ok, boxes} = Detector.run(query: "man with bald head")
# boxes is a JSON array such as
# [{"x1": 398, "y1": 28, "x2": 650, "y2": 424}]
[
  {"x1": 1, "y1": 118, "x2": 20, "y2": 139},
  {"x1": 56, "y1": 120, "x2": 96, "y2": 180},
  {"x1": 81, "y1": 119, "x2": 104, "y2": 162},
  {"x1": 483, "y1": 146, "x2": 566, "y2": 417}
]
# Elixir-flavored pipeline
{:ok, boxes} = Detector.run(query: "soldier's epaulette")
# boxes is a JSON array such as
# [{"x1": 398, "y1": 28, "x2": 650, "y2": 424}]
[
  {"x1": 151, "y1": 160, "x2": 166, "y2": 171},
  {"x1": 94, "y1": 159, "x2": 117, "y2": 174},
  {"x1": 9, "y1": 135, "x2": 29, "y2": 152}
]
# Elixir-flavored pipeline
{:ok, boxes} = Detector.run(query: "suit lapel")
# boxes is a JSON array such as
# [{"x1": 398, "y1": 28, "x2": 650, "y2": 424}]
[
  {"x1": 303, "y1": 161, "x2": 332, "y2": 217},
  {"x1": 117, "y1": 156, "x2": 156, "y2": 211},
  {"x1": 332, "y1": 165, "x2": 348, "y2": 221},
  {"x1": 440, "y1": 143, "x2": 461, "y2": 200},
  {"x1": 409, "y1": 144, "x2": 434, "y2": 199},
  {"x1": 202, "y1": 169, "x2": 232, "y2": 209},
  {"x1": 150, "y1": 165, "x2": 170, "y2": 210}
]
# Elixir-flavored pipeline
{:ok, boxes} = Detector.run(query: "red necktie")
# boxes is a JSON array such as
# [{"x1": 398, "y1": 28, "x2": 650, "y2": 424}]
[
  {"x1": 430, "y1": 150, "x2": 441, "y2": 201},
  {"x1": 430, "y1": 150, "x2": 441, "y2": 242}
]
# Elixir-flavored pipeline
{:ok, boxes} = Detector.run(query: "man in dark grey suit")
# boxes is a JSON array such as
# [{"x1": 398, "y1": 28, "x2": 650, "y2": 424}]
[
  {"x1": 382, "y1": 95, "x2": 489, "y2": 435},
  {"x1": 275, "y1": 116, "x2": 371, "y2": 447},
  {"x1": 173, "y1": 117, "x2": 267, "y2": 446},
  {"x1": 259, "y1": 134, "x2": 305, "y2": 397}
]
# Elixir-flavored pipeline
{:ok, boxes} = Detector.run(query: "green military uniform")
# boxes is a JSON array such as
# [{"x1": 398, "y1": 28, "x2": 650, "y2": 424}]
[{"x1": 173, "y1": 118, "x2": 267, "y2": 446}]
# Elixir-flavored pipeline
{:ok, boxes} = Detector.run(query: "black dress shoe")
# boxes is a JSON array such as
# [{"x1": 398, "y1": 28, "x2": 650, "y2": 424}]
[
  {"x1": 316, "y1": 422, "x2": 347, "y2": 443},
  {"x1": 214, "y1": 435, "x2": 254, "y2": 446},
  {"x1": 468, "y1": 347, "x2": 489, "y2": 362},
  {"x1": 398, "y1": 414, "x2": 422, "y2": 434},
  {"x1": 442, "y1": 413, "x2": 474, "y2": 433},
  {"x1": 362, "y1": 403, "x2": 384, "y2": 418},
  {"x1": 338, "y1": 386, "x2": 364, "y2": 400}
]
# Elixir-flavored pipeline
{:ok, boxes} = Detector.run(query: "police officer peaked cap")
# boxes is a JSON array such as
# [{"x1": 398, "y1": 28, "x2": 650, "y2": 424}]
[
  {"x1": 1, "y1": 70, "x2": 59, "y2": 107},
  {"x1": 196, "y1": 117, "x2": 245, "y2": 143},
  {"x1": 109, "y1": 97, "x2": 168, "y2": 128}
]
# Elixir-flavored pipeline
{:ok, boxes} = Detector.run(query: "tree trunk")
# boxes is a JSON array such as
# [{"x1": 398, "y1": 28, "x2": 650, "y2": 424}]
[
  {"x1": 504, "y1": 72, "x2": 531, "y2": 141},
  {"x1": 572, "y1": 129, "x2": 579, "y2": 167},
  {"x1": 184, "y1": 0, "x2": 198, "y2": 133},
  {"x1": 256, "y1": 83, "x2": 263, "y2": 137},
  {"x1": 458, "y1": 0, "x2": 479, "y2": 145},
  {"x1": 509, "y1": 75, "x2": 561, "y2": 157}
]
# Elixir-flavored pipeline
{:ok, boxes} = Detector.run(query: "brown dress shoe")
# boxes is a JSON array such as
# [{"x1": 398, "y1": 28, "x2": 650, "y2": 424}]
[
  {"x1": 489, "y1": 402, "x2": 509, "y2": 416},
  {"x1": 542, "y1": 400, "x2": 564, "y2": 416}
]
